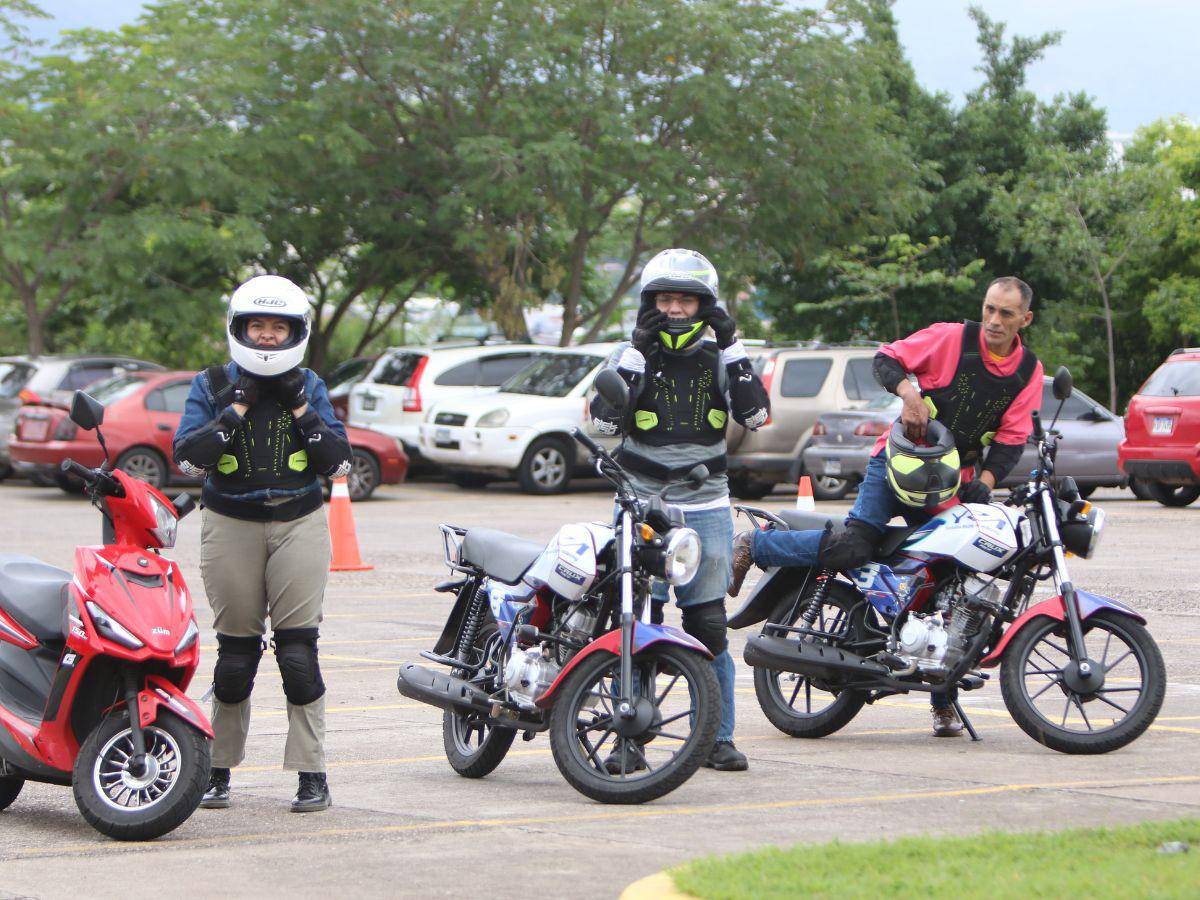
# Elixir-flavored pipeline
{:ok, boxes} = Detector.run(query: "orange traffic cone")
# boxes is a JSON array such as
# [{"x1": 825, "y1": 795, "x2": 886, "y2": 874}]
[
  {"x1": 327, "y1": 477, "x2": 373, "y2": 572},
  {"x1": 795, "y1": 475, "x2": 815, "y2": 511}
]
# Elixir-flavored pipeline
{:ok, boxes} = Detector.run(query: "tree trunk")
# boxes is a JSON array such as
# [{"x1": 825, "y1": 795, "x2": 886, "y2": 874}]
[
  {"x1": 22, "y1": 290, "x2": 45, "y2": 356},
  {"x1": 888, "y1": 289, "x2": 901, "y2": 342},
  {"x1": 1096, "y1": 277, "x2": 1118, "y2": 412},
  {"x1": 559, "y1": 228, "x2": 591, "y2": 346}
]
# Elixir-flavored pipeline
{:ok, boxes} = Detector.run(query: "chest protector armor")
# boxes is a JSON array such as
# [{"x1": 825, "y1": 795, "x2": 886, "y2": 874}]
[
  {"x1": 921, "y1": 321, "x2": 1038, "y2": 465},
  {"x1": 205, "y1": 366, "x2": 314, "y2": 494},
  {"x1": 632, "y1": 345, "x2": 728, "y2": 447}
]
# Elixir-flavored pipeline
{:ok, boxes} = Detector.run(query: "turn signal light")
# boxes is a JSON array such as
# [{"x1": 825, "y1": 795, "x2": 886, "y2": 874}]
[
  {"x1": 853, "y1": 420, "x2": 889, "y2": 437},
  {"x1": 811, "y1": 422, "x2": 826, "y2": 436}
]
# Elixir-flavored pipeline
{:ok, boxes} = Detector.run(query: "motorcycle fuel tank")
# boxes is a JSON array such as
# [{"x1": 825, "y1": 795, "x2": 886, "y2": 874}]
[
  {"x1": 899, "y1": 502, "x2": 1023, "y2": 572},
  {"x1": 523, "y1": 522, "x2": 613, "y2": 601}
]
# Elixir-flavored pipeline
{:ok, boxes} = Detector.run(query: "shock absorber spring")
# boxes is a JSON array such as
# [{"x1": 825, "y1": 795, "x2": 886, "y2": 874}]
[
  {"x1": 800, "y1": 568, "x2": 833, "y2": 629},
  {"x1": 455, "y1": 581, "x2": 488, "y2": 661}
]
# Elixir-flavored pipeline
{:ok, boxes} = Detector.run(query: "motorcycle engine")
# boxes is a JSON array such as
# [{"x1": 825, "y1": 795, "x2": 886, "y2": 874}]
[
  {"x1": 896, "y1": 575, "x2": 1001, "y2": 675},
  {"x1": 504, "y1": 646, "x2": 560, "y2": 710}
]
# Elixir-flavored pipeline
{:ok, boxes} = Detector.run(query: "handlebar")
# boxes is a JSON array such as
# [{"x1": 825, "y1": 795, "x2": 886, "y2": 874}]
[
  {"x1": 61, "y1": 459, "x2": 123, "y2": 497},
  {"x1": 1031, "y1": 409, "x2": 1045, "y2": 441},
  {"x1": 61, "y1": 459, "x2": 97, "y2": 484},
  {"x1": 571, "y1": 427, "x2": 603, "y2": 457}
]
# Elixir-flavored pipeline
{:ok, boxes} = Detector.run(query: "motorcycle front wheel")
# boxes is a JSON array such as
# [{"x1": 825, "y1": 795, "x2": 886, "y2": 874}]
[
  {"x1": 1000, "y1": 611, "x2": 1166, "y2": 754},
  {"x1": 73, "y1": 709, "x2": 209, "y2": 840},
  {"x1": 549, "y1": 643, "x2": 719, "y2": 804}
]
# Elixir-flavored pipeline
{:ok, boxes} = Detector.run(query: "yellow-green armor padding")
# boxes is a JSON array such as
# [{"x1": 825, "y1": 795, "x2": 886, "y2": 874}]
[
  {"x1": 707, "y1": 409, "x2": 728, "y2": 429},
  {"x1": 287, "y1": 449, "x2": 309, "y2": 472},
  {"x1": 635, "y1": 410, "x2": 659, "y2": 430},
  {"x1": 217, "y1": 454, "x2": 238, "y2": 475}
]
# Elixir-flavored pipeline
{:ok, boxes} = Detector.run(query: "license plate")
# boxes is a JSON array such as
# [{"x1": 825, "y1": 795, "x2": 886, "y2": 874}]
[
  {"x1": 360, "y1": 396, "x2": 377, "y2": 412},
  {"x1": 22, "y1": 420, "x2": 49, "y2": 441},
  {"x1": 1152, "y1": 416, "x2": 1174, "y2": 435},
  {"x1": 824, "y1": 459, "x2": 842, "y2": 475},
  {"x1": 435, "y1": 427, "x2": 452, "y2": 443}
]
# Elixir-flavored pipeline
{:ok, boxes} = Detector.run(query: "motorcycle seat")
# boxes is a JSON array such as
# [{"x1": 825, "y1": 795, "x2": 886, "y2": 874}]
[
  {"x1": 460, "y1": 528, "x2": 543, "y2": 586},
  {"x1": 0, "y1": 555, "x2": 71, "y2": 643},
  {"x1": 774, "y1": 512, "x2": 918, "y2": 559}
]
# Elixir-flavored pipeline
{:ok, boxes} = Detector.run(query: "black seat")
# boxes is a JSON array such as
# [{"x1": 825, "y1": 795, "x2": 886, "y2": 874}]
[
  {"x1": 877, "y1": 523, "x2": 921, "y2": 558},
  {"x1": 777, "y1": 510, "x2": 842, "y2": 533},
  {"x1": 460, "y1": 528, "x2": 543, "y2": 585},
  {"x1": 0, "y1": 555, "x2": 70, "y2": 643}
]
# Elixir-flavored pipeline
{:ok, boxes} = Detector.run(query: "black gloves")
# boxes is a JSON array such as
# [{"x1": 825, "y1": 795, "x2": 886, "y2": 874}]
[
  {"x1": 272, "y1": 368, "x2": 308, "y2": 411},
  {"x1": 958, "y1": 479, "x2": 992, "y2": 504},
  {"x1": 631, "y1": 309, "x2": 667, "y2": 354},
  {"x1": 705, "y1": 306, "x2": 737, "y2": 349},
  {"x1": 232, "y1": 374, "x2": 260, "y2": 408}
]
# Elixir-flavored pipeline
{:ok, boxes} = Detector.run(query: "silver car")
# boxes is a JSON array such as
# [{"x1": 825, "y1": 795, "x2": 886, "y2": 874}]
[{"x1": 802, "y1": 377, "x2": 1127, "y2": 499}]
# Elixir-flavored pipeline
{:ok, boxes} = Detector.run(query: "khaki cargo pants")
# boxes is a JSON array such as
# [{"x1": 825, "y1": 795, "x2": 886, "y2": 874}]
[{"x1": 200, "y1": 506, "x2": 331, "y2": 772}]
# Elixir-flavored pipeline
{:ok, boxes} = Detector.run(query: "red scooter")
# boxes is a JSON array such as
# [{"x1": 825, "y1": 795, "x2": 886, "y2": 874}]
[{"x1": 0, "y1": 390, "x2": 212, "y2": 840}]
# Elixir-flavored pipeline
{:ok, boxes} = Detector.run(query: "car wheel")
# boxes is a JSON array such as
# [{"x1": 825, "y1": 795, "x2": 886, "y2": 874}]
[
  {"x1": 1128, "y1": 477, "x2": 1154, "y2": 501},
  {"x1": 115, "y1": 447, "x2": 168, "y2": 489},
  {"x1": 0, "y1": 461, "x2": 11, "y2": 481},
  {"x1": 450, "y1": 472, "x2": 493, "y2": 490},
  {"x1": 809, "y1": 474, "x2": 854, "y2": 501},
  {"x1": 348, "y1": 449, "x2": 381, "y2": 501},
  {"x1": 517, "y1": 437, "x2": 572, "y2": 494},
  {"x1": 730, "y1": 474, "x2": 774, "y2": 500},
  {"x1": 1146, "y1": 481, "x2": 1200, "y2": 508},
  {"x1": 54, "y1": 471, "x2": 87, "y2": 495}
]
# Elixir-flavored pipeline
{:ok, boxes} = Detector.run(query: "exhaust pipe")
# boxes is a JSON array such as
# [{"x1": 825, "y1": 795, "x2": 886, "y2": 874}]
[
  {"x1": 744, "y1": 633, "x2": 891, "y2": 680},
  {"x1": 396, "y1": 663, "x2": 548, "y2": 731}
]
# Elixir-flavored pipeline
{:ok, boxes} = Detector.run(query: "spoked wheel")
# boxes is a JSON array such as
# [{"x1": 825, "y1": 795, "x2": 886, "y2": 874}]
[
  {"x1": 753, "y1": 580, "x2": 867, "y2": 738},
  {"x1": 442, "y1": 622, "x2": 517, "y2": 778},
  {"x1": 0, "y1": 772, "x2": 24, "y2": 810},
  {"x1": 73, "y1": 710, "x2": 209, "y2": 840},
  {"x1": 549, "y1": 643, "x2": 719, "y2": 804},
  {"x1": 1000, "y1": 611, "x2": 1166, "y2": 754}
]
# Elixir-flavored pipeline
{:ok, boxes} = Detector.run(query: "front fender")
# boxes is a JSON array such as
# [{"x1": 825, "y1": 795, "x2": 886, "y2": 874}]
[
  {"x1": 979, "y1": 589, "x2": 1146, "y2": 669},
  {"x1": 728, "y1": 566, "x2": 813, "y2": 629},
  {"x1": 136, "y1": 674, "x2": 214, "y2": 738},
  {"x1": 534, "y1": 623, "x2": 710, "y2": 709}
]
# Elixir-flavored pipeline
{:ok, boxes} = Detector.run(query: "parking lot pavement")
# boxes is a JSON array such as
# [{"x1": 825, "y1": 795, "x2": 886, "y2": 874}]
[{"x1": 1, "y1": 482, "x2": 1198, "y2": 898}]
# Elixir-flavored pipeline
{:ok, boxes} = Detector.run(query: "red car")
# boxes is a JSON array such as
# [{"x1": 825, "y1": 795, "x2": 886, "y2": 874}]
[
  {"x1": 1118, "y1": 347, "x2": 1200, "y2": 507},
  {"x1": 10, "y1": 371, "x2": 407, "y2": 500}
]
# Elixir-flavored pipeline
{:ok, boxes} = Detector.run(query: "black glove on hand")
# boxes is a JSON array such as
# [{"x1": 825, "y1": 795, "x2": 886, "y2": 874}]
[
  {"x1": 631, "y1": 310, "x2": 667, "y2": 354},
  {"x1": 706, "y1": 306, "x2": 737, "y2": 349},
  {"x1": 272, "y1": 368, "x2": 308, "y2": 411},
  {"x1": 958, "y1": 479, "x2": 992, "y2": 504},
  {"x1": 231, "y1": 374, "x2": 260, "y2": 408}
]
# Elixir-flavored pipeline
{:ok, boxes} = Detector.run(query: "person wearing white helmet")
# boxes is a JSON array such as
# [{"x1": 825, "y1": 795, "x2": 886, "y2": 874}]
[
  {"x1": 590, "y1": 248, "x2": 770, "y2": 772},
  {"x1": 173, "y1": 275, "x2": 352, "y2": 812}
]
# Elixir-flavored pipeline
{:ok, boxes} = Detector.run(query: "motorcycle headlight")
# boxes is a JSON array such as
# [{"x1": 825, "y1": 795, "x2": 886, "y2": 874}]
[
  {"x1": 476, "y1": 408, "x2": 510, "y2": 428},
  {"x1": 85, "y1": 601, "x2": 144, "y2": 650},
  {"x1": 663, "y1": 527, "x2": 702, "y2": 586},
  {"x1": 1060, "y1": 504, "x2": 1106, "y2": 559},
  {"x1": 150, "y1": 494, "x2": 178, "y2": 548},
  {"x1": 174, "y1": 617, "x2": 199, "y2": 655}
]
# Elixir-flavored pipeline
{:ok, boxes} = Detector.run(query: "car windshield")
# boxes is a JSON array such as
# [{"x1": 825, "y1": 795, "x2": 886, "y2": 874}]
[
  {"x1": 865, "y1": 393, "x2": 902, "y2": 410},
  {"x1": 1140, "y1": 360, "x2": 1200, "y2": 397},
  {"x1": 87, "y1": 374, "x2": 146, "y2": 405},
  {"x1": 501, "y1": 354, "x2": 604, "y2": 397},
  {"x1": 325, "y1": 357, "x2": 373, "y2": 391},
  {"x1": 0, "y1": 362, "x2": 34, "y2": 399}
]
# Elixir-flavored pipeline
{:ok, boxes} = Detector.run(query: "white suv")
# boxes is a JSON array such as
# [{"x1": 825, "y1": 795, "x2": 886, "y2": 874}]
[
  {"x1": 417, "y1": 345, "x2": 615, "y2": 493},
  {"x1": 346, "y1": 344, "x2": 556, "y2": 466}
]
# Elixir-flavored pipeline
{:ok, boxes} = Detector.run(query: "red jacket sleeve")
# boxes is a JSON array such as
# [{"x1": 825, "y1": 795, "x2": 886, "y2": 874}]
[{"x1": 878, "y1": 322, "x2": 964, "y2": 387}]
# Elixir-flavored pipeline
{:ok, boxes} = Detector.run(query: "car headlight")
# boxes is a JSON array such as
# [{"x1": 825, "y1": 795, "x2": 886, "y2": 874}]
[
  {"x1": 174, "y1": 617, "x2": 199, "y2": 655},
  {"x1": 85, "y1": 601, "x2": 144, "y2": 650},
  {"x1": 150, "y1": 493, "x2": 178, "y2": 548},
  {"x1": 476, "y1": 408, "x2": 510, "y2": 428},
  {"x1": 663, "y1": 527, "x2": 702, "y2": 586}
]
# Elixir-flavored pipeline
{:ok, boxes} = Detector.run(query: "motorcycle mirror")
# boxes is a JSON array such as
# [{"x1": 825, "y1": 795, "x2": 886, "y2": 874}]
[
  {"x1": 1052, "y1": 366, "x2": 1073, "y2": 401},
  {"x1": 172, "y1": 493, "x2": 197, "y2": 519},
  {"x1": 69, "y1": 391, "x2": 105, "y2": 431},
  {"x1": 594, "y1": 368, "x2": 629, "y2": 412}
]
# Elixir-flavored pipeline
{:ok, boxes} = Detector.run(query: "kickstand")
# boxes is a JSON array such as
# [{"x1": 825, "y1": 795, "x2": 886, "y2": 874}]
[{"x1": 953, "y1": 698, "x2": 982, "y2": 742}]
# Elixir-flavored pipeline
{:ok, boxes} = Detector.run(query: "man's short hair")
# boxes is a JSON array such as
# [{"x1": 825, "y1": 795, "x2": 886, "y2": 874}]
[{"x1": 987, "y1": 276, "x2": 1033, "y2": 310}]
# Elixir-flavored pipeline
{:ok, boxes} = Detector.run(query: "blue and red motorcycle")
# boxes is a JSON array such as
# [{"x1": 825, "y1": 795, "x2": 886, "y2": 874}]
[
  {"x1": 398, "y1": 373, "x2": 719, "y2": 803},
  {"x1": 733, "y1": 367, "x2": 1165, "y2": 754}
]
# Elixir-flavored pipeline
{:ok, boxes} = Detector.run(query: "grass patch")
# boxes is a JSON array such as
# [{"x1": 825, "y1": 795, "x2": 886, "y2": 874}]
[{"x1": 671, "y1": 818, "x2": 1200, "y2": 899}]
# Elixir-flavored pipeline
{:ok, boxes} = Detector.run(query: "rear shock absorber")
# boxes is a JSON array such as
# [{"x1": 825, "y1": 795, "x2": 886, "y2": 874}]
[
  {"x1": 454, "y1": 580, "x2": 488, "y2": 661},
  {"x1": 799, "y1": 568, "x2": 833, "y2": 630}
]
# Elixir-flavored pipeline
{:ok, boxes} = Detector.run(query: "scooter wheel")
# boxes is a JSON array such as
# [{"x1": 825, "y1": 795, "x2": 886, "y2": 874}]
[
  {"x1": 0, "y1": 772, "x2": 24, "y2": 810},
  {"x1": 73, "y1": 710, "x2": 210, "y2": 841}
]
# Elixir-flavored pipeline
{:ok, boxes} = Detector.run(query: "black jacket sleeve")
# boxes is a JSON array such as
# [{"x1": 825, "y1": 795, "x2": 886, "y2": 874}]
[
  {"x1": 726, "y1": 356, "x2": 769, "y2": 429},
  {"x1": 873, "y1": 352, "x2": 908, "y2": 394},
  {"x1": 295, "y1": 409, "x2": 353, "y2": 477},
  {"x1": 982, "y1": 441, "x2": 1025, "y2": 485},
  {"x1": 589, "y1": 345, "x2": 645, "y2": 435},
  {"x1": 173, "y1": 407, "x2": 243, "y2": 473}
]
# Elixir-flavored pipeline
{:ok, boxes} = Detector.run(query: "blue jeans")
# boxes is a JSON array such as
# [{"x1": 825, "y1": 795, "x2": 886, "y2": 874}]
[
  {"x1": 650, "y1": 505, "x2": 737, "y2": 742},
  {"x1": 750, "y1": 455, "x2": 950, "y2": 710}
]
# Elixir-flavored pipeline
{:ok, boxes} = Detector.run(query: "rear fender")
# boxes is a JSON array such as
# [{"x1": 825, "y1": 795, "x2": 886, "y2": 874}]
[
  {"x1": 534, "y1": 623, "x2": 710, "y2": 709},
  {"x1": 135, "y1": 674, "x2": 214, "y2": 738},
  {"x1": 979, "y1": 590, "x2": 1146, "y2": 668},
  {"x1": 728, "y1": 566, "x2": 814, "y2": 630}
]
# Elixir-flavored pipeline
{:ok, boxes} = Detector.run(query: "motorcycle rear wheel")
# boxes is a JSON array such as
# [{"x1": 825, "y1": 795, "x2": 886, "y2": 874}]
[
  {"x1": 442, "y1": 621, "x2": 516, "y2": 778},
  {"x1": 1000, "y1": 611, "x2": 1165, "y2": 754},
  {"x1": 752, "y1": 580, "x2": 867, "y2": 738},
  {"x1": 549, "y1": 643, "x2": 718, "y2": 804}
]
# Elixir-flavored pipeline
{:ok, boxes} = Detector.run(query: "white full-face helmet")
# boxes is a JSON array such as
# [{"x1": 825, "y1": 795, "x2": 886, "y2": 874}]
[
  {"x1": 638, "y1": 248, "x2": 720, "y2": 353},
  {"x1": 227, "y1": 275, "x2": 311, "y2": 377}
]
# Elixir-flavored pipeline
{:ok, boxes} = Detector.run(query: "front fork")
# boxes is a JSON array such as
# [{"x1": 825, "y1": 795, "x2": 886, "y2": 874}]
[
  {"x1": 1038, "y1": 489, "x2": 1101, "y2": 686},
  {"x1": 123, "y1": 668, "x2": 149, "y2": 778}
]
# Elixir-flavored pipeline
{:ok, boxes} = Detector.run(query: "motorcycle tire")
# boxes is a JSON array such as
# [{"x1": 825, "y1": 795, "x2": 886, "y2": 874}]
[
  {"x1": 442, "y1": 622, "x2": 516, "y2": 778},
  {"x1": 73, "y1": 709, "x2": 210, "y2": 841},
  {"x1": 753, "y1": 580, "x2": 867, "y2": 738},
  {"x1": 0, "y1": 772, "x2": 24, "y2": 810},
  {"x1": 1000, "y1": 611, "x2": 1166, "y2": 755},
  {"x1": 549, "y1": 643, "x2": 719, "y2": 804}
]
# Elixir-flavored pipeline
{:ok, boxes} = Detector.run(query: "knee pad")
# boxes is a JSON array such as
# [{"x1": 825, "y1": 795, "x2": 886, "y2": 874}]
[
  {"x1": 681, "y1": 601, "x2": 728, "y2": 656},
  {"x1": 273, "y1": 627, "x2": 326, "y2": 706},
  {"x1": 817, "y1": 520, "x2": 881, "y2": 572},
  {"x1": 213, "y1": 634, "x2": 264, "y2": 704}
]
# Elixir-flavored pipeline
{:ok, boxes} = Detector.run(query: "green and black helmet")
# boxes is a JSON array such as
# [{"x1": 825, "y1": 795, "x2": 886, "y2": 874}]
[
  {"x1": 885, "y1": 419, "x2": 961, "y2": 508},
  {"x1": 639, "y1": 248, "x2": 719, "y2": 354}
]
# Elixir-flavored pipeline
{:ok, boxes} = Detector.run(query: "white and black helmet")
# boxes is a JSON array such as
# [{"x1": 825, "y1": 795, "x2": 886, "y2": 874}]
[
  {"x1": 226, "y1": 275, "x2": 311, "y2": 377},
  {"x1": 638, "y1": 249, "x2": 719, "y2": 353}
]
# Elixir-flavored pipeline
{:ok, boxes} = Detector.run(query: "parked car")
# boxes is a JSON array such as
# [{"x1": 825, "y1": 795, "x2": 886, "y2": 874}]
[
  {"x1": 347, "y1": 343, "x2": 558, "y2": 469},
  {"x1": 1119, "y1": 347, "x2": 1200, "y2": 507},
  {"x1": 0, "y1": 354, "x2": 163, "y2": 481},
  {"x1": 342, "y1": 424, "x2": 409, "y2": 500},
  {"x1": 803, "y1": 377, "x2": 1127, "y2": 499},
  {"x1": 325, "y1": 355, "x2": 377, "y2": 421},
  {"x1": 417, "y1": 347, "x2": 613, "y2": 494},
  {"x1": 727, "y1": 342, "x2": 884, "y2": 499}
]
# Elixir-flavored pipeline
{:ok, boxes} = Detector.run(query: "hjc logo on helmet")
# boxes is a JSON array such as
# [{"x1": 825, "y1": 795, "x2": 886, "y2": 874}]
[{"x1": 252, "y1": 297, "x2": 287, "y2": 307}]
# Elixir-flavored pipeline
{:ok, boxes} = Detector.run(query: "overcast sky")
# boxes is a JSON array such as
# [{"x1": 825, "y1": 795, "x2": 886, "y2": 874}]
[{"x1": 16, "y1": 0, "x2": 1199, "y2": 135}]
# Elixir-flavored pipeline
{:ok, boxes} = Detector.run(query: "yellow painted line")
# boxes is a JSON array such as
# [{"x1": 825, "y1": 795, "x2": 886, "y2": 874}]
[
  {"x1": 1149, "y1": 725, "x2": 1200, "y2": 735},
  {"x1": 321, "y1": 654, "x2": 407, "y2": 665},
  {"x1": 12, "y1": 775, "x2": 1200, "y2": 859},
  {"x1": 199, "y1": 638, "x2": 435, "y2": 651},
  {"x1": 237, "y1": 748, "x2": 550, "y2": 774},
  {"x1": 255, "y1": 703, "x2": 425, "y2": 719}
]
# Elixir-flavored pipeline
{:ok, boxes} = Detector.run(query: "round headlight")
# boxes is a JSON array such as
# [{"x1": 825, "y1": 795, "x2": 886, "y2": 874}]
[
  {"x1": 477, "y1": 408, "x2": 510, "y2": 428},
  {"x1": 663, "y1": 527, "x2": 702, "y2": 586},
  {"x1": 1085, "y1": 506, "x2": 1105, "y2": 558}
]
